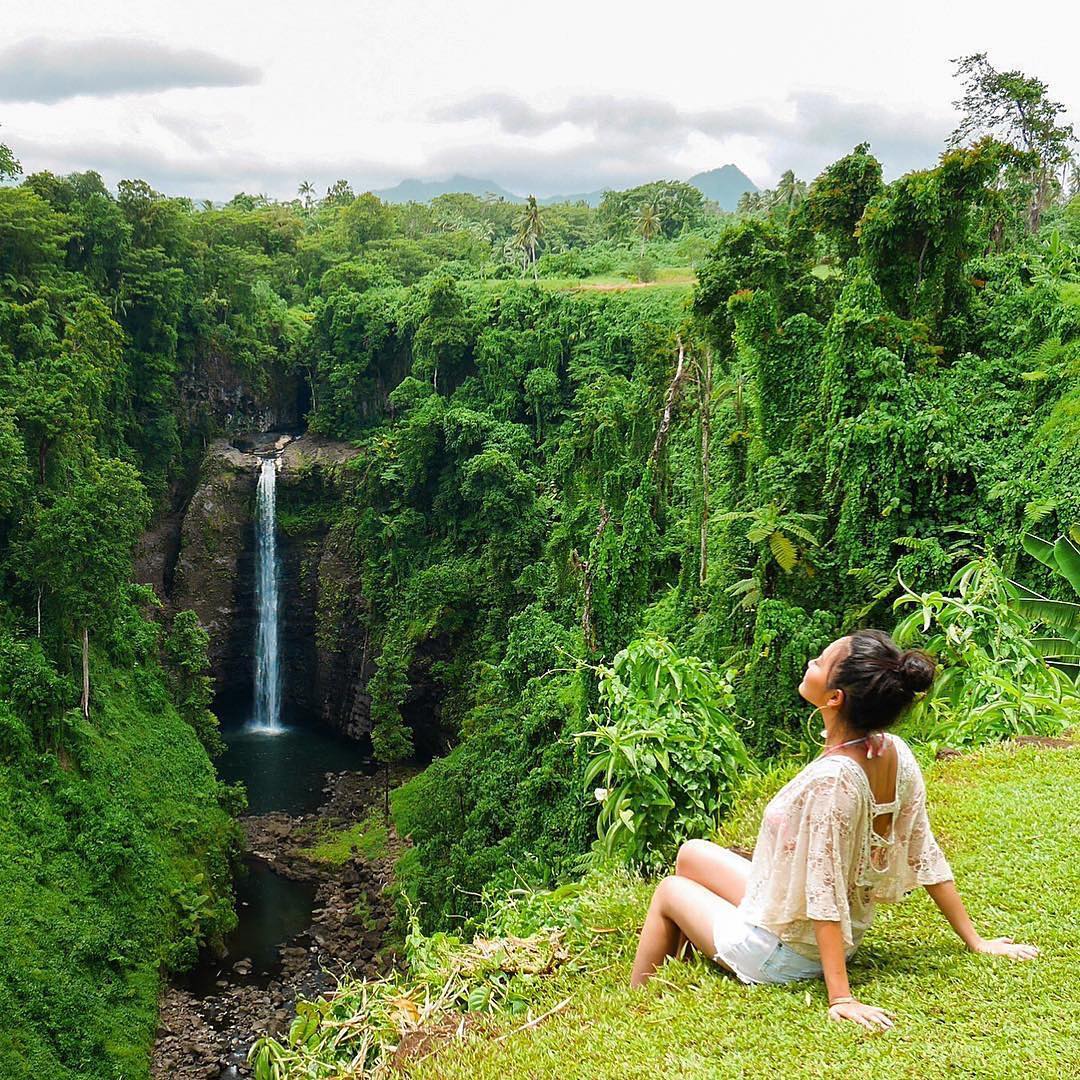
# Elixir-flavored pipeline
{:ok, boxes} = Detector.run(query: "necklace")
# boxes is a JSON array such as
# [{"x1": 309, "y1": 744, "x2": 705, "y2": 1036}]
[{"x1": 817, "y1": 732, "x2": 887, "y2": 759}]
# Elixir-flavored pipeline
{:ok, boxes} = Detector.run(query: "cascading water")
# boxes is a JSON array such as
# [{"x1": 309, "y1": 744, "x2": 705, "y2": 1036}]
[{"x1": 249, "y1": 455, "x2": 283, "y2": 733}]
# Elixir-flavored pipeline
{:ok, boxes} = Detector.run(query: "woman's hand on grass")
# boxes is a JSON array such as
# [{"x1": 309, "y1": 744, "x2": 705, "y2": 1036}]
[
  {"x1": 970, "y1": 935, "x2": 1039, "y2": 960},
  {"x1": 827, "y1": 999, "x2": 895, "y2": 1032}
]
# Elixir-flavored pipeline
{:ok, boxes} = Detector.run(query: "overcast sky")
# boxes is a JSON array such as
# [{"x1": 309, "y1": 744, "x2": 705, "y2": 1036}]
[{"x1": 1, "y1": 1, "x2": 1077, "y2": 201}]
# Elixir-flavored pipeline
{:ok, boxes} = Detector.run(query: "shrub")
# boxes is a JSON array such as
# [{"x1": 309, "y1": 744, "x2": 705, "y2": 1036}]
[
  {"x1": 577, "y1": 635, "x2": 758, "y2": 872},
  {"x1": 892, "y1": 553, "x2": 1080, "y2": 751},
  {"x1": 627, "y1": 255, "x2": 657, "y2": 283}
]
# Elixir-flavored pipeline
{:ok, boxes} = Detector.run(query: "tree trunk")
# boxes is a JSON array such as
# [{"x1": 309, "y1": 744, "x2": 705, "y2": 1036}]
[
  {"x1": 81, "y1": 626, "x2": 90, "y2": 720},
  {"x1": 649, "y1": 338, "x2": 689, "y2": 466},
  {"x1": 699, "y1": 348, "x2": 712, "y2": 588},
  {"x1": 359, "y1": 624, "x2": 370, "y2": 681},
  {"x1": 570, "y1": 504, "x2": 611, "y2": 654},
  {"x1": 1029, "y1": 168, "x2": 1049, "y2": 233},
  {"x1": 36, "y1": 586, "x2": 42, "y2": 637}
]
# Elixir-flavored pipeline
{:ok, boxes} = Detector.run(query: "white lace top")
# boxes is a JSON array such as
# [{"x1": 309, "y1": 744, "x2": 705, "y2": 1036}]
[{"x1": 736, "y1": 732, "x2": 954, "y2": 961}]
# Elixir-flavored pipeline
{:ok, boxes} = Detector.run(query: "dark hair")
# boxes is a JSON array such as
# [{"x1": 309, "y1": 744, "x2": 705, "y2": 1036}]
[{"x1": 827, "y1": 629, "x2": 935, "y2": 733}]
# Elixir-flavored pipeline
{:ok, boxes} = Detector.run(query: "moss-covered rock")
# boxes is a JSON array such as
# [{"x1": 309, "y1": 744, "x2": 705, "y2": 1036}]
[{"x1": 170, "y1": 441, "x2": 260, "y2": 707}]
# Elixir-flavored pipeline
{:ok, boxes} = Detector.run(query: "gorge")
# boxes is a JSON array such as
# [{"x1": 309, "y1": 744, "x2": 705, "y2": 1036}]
[{"x1": 150, "y1": 433, "x2": 403, "y2": 1079}]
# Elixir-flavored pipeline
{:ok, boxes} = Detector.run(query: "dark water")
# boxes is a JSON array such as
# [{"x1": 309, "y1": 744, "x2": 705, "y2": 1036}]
[
  {"x1": 177, "y1": 721, "x2": 376, "y2": 997},
  {"x1": 178, "y1": 857, "x2": 317, "y2": 996},
  {"x1": 217, "y1": 721, "x2": 375, "y2": 815}
]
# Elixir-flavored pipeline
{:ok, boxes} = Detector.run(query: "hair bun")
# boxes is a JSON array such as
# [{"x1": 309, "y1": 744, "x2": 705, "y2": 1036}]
[{"x1": 898, "y1": 650, "x2": 935, "y2": 693}]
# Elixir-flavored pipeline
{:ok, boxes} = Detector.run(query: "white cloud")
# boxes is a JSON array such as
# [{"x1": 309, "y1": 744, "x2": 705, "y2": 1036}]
[
  {"x1": 0, "y1": 37, "x2": 260, "y2": 104},
  {"x1": 0, "y1": 2, "x2": 1075, "y2": 200},
  {"x1": 430, "y1": 90, "x2": 953, "y2": 188}
]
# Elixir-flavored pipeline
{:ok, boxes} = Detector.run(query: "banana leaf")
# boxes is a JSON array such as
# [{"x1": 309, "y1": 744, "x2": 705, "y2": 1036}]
[
  {"x1": 1012, "y1": 595, "x2": 1080, "y2": 633},
  {"x1": 1029, "y1": 635, "x2": 1080, "y2": 658},
  {"x1": 1021, "y1": 532, "x2": 1058, "y2": 569},
  {"x1": 1053, "y1": 535, "x2": 1080, "y2": 595}
]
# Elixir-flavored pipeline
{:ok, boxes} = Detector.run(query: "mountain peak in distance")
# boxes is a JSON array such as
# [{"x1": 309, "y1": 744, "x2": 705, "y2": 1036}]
[
  {"x1": 370, "y1": 164, "x2": 758, "y2": 210},
  {"x1": 372, "y1": 175, "x2": 525, "y2": 204},
  {"x1": 686, "y1": 164, "x2": 758, "y2": 211}
]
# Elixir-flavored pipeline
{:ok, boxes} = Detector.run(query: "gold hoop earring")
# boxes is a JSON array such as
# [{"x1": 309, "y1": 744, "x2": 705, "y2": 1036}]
[{"x1": 806, "y1": 705, "x2": 827, "y2": 745}]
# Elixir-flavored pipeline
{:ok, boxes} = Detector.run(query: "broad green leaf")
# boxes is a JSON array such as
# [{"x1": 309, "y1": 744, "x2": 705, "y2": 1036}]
[
  {"x1": 1014, "y1": 597, "x2": 1080, "y2": 633},
  {"x1": 1021, "y1": 532, "x2": 1058, "y2": 570},
  {"x1": 1047, "y1": 659, "x2": 1080, "y2": 681},
  {"x1": 1053, "y1": 535, "x2": 1080, "y2": 595},
  {"x1": 582, "y1": 755, "x2": 610, "y2": 789},
  {"x1": 1029, "y1": 635, "x2": 1080, "y2": 658}
]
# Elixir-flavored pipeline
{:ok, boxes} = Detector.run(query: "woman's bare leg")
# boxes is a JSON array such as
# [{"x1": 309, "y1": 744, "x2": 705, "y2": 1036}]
[
  {"x1": 630, "y1": 876, "x2": 740, "y2": 988},
  {"x1": 674, "y1": 839, "x2": 753, "y2": 906}
]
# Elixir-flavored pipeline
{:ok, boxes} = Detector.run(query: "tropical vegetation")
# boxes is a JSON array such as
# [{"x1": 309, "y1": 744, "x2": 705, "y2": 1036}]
[{"x1": 0, "y1": 49, "x2": 1078, "y2": 1078}]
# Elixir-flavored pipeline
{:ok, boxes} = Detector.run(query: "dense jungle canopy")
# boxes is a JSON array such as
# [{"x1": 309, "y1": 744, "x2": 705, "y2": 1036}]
[{"x1": 0, "y1": 52, "x2": 1078, "y2": 1079}]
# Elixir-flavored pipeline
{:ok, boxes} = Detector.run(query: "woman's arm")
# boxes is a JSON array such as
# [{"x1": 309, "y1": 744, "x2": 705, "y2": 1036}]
[
  {"x1": 924, "y1": 880, "x2": 1039, "y2": 959},
  {"x1": 811, "y1": 919, "x2": 894, "y2": 1031}
]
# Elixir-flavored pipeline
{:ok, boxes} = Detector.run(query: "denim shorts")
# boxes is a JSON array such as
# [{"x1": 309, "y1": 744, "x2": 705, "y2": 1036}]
[{"x1": 711, "y1": 912, "x2": 825, "y2": 985}]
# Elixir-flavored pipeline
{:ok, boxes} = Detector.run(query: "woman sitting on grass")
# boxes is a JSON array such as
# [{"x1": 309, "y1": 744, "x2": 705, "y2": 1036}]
[{"x1": 630, "y1": 629, "x2": 1039, "y2": 1031}]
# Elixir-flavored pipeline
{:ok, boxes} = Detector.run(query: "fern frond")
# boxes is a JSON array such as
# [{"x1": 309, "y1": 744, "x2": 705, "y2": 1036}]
[{"x1": 769, "y1": 531, "x2": 798, "y2": 573}]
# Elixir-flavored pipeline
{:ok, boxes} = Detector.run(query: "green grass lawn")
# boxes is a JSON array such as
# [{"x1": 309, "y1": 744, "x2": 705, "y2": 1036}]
[{"x1": 411, "y1": 741, "x2": 1080, "y2": 1079}]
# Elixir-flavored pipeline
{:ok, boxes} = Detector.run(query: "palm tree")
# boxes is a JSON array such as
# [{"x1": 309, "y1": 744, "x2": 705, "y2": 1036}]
[
  {"x1": 636, "y1": 203, "x2": 661, "y2": 255},
  {"x1": 736, "y1": 190, "x2": 765, "y2": 216},
  {"x1": 298, "y1": 180, "x2": 315, "y2": 209},
  {"x1": 514, "y1": 195, "x2": 544, "y2": 279},
  {"x1": 771, "y1": 170, "x2": 806, "y2": 212}
]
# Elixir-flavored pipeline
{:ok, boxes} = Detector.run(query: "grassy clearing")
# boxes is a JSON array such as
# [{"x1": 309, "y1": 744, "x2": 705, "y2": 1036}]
[
  {"x1": 298, "y1": 812, "x2": 389, "y2": 866},
  {"x1": 411, "y1": 741, "x2": 1080, "y2": 1079},
  {"x1": 466, "y1": 268, "x2": 696, "y2": 294}
]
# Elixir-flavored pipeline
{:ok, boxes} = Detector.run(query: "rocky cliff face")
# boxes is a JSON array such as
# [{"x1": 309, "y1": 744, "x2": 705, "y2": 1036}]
[
  {"x1": 167, "y1": 441, "x2": 260, "y2": 713},
  {"x1": 135, "y1": 433, "x2": 381, "y2": 736},
  {"x1": 274, "y1": 436, "x2": 369, "y2": 734},
  {"x1": 179, "y1": 352, "x2": 309, "y2": 437}
]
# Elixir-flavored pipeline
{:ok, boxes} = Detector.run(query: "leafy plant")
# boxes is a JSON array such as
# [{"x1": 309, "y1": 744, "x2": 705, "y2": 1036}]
[
  {"x1": 248, "y1": 905, "x2": 570, "y2": 1080},
  {"x1": 576, "y1": 636, "x2": 757, "y2": 871},
  {"x1": 1032, "y1": 229, "x2": 1078, "y2": 283},
  {"x1": 1011, "y1": 529, "x2": 1080, "y2": 681},
  {"x1": 892, "y1": 554, "x2": 1079, "y2": 750},
  {"x1": 715, "y1": 501, "x2": 823, "y2": 575}
]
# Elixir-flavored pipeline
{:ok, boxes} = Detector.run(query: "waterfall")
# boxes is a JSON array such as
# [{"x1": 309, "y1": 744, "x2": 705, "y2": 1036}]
[{"x1": 249, "y1": 456, "x2": 283, "y2": 733}]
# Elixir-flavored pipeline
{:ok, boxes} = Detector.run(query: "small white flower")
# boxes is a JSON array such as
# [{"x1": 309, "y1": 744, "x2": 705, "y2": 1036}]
[{"x1": 594, "y1": 787, "x2": 609, "y2": 802}]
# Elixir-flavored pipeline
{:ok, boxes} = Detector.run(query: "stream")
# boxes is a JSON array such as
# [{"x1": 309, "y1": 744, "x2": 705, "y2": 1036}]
[
  {"x1": 153, "y1": 713, "x2": 395, "y2": 1079},
  {"x1": 177, "y1": 720, "x2": 375, "y2": 997}
]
